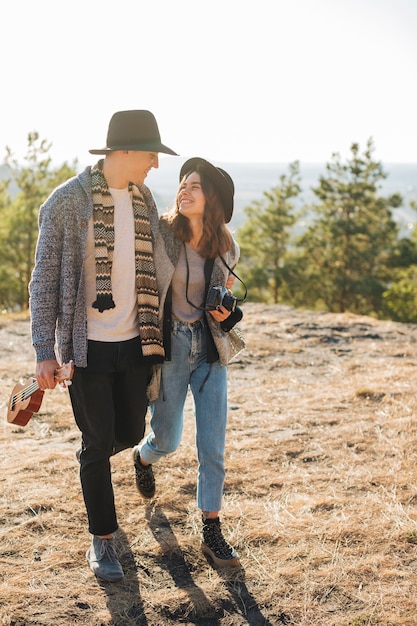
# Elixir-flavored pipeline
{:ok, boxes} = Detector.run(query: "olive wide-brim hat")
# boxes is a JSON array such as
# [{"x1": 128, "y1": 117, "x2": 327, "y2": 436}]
[
  {"x1": 89, "y1": 110, "x2": 178, "y2": 155},
  {"x1": 179, "y1": 157, "x2": 234, "y2": 223}
]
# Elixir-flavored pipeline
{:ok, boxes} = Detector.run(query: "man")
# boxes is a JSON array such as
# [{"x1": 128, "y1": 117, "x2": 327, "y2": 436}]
[{"x1": 29, "y1": 110, "x2": 178, "y2": 582}]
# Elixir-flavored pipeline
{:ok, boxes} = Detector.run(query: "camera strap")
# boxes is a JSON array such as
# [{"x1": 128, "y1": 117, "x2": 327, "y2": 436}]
[
  {"x1": 219, "y1": 256, "x2": 247, "y2": 303},
  {"x1": 183, "y1": 242, "x2": 247, "y2": 311},
  {"x1": 183, "y1": 243, "x2": 213, "y2": 312}
]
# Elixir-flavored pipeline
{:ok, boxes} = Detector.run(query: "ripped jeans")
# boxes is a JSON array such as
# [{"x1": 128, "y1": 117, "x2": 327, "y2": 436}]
[{"x1": 139, "y1": 320, "x2": 228, "y2": 512}]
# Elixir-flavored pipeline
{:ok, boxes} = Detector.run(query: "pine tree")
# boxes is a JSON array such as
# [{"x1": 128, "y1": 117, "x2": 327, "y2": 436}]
[
  {"x1": 0, "y1": 133, "x2": 77, "y2": 309},
  {"x1": 383, "y1": 199, "x2": 417, "y2": 322},
  {"x1": 237, "y1": 161, "x2": 301, "y2": 303},
  {"x1": 296, "y1": 139, "x2": 401, "y2": 315}
]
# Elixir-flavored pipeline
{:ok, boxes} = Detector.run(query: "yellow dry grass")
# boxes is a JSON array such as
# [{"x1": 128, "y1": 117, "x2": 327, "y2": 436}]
[{"x1": 1, "y1": 303, "x2": 417, "y2": 625}]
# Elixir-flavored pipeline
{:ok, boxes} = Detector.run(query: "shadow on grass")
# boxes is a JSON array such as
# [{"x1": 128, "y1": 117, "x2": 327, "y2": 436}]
[
  {"x1": 97, "y1": 508, "x2": 283, "y2": 625},
  {"x1": 216, "y1": 565, "x2": 288, "y2": 625},
  {"x1": 146, "y1": 503, "x2": 281, "y2": 625},
  {"x1": 98, "y1": 526, "x2": 149, "y2": 625},
  {"x1": 146, "y1": 502, "x2": 221, "y2": 624}
]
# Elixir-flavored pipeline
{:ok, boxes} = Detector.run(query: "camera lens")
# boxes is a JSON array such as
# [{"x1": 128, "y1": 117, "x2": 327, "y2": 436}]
[{"x1": 222, "y1": 293, "x2": 237, "y2": 312}]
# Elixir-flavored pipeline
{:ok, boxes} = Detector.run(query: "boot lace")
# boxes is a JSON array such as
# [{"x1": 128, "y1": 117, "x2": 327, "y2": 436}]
[
  {"x1": 96, "y1": 538, "x2": 119, "y2": 563},
  {"x1": 203, "y1": 521, "x2": 235, "y2": 559},
  {"x1": 135, "y1": 463, "x2": 154, "y2": 489}
]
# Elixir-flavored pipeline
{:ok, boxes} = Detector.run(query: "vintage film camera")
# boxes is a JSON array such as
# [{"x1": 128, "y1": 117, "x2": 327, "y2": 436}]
[
  {"x1": 206, "y1": 285, "x2": 243, "y2": 332},
  {"x1": 206, "y1": 285, "x2": 237, "y2": 312}
]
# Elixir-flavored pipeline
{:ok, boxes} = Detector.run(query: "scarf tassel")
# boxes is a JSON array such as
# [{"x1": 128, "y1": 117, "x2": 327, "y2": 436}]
[{"x1": 92, "y1": 294, "x2": 116, "y2": 313}]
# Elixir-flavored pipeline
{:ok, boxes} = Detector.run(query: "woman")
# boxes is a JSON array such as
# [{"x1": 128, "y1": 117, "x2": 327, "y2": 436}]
[{"x1": 133, "y1": 157, "x2": 245, "y2": 567}]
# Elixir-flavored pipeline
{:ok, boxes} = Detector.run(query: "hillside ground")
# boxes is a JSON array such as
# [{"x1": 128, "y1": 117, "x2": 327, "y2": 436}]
[{"x1": 1, "y1": 303, "x2": 417, "y2": 626}]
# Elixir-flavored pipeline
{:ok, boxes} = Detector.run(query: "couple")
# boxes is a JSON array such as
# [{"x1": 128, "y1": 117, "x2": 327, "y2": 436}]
[{"x1": 29, "y1": 110, "x2": 246, "y2": 583}]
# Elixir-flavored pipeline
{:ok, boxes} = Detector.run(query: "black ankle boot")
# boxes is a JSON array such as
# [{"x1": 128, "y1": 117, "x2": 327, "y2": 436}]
[{"x1": 201, "y1": 517, "x2": 240, "y2": 567}]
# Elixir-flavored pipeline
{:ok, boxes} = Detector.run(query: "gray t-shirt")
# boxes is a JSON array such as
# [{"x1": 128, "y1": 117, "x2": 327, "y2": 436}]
[{"x1": 171, "y1": 244, "x2": 205, "y2": 323}]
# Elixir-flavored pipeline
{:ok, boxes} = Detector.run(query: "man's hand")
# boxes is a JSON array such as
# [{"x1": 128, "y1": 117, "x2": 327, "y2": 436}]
[{"x1": 36, "y1": 359, "x2": 60, "y2": 390}]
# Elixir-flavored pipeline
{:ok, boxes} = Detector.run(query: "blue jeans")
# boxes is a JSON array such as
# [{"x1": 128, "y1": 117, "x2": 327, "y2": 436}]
[{"x1": 139, "y1": 320, "x2": 228, "y2": 512}]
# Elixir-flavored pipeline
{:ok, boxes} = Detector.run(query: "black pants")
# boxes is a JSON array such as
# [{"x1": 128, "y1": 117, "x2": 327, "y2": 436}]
[{"x1": 69, "y1": 337, "x2": 151, "y2": 536}]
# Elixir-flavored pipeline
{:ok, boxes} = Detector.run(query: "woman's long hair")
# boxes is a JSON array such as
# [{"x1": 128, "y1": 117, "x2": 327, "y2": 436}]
[{"x1": 164, "y1": 163, "x2": 234, "y2": 259}]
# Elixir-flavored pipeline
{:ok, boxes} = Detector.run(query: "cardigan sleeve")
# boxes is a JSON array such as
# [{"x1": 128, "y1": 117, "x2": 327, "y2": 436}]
[{"x1": 29, "y1": 191, "x2": 65, "y2": 361}]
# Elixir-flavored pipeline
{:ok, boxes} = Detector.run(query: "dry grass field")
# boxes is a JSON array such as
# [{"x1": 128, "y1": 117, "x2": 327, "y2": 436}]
[{"x1": 1, "y1": 303, "x2": 417, "y2": 626}]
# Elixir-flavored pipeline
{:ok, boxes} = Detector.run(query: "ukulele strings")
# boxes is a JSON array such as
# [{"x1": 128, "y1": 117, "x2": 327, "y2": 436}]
[
  {"x1": 11, "y1": 381, "x2": 40, "y2": 408},
  {"x1": 10, "y1": 363, "x2": 73, "y2": 410}
]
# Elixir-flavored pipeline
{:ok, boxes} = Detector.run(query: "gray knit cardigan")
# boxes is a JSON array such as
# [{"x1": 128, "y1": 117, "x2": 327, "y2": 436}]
[
  {"x1": 29, "y1": 165, "x2": 161, "y2": 367},
  {"x1": 146, "y1": 216, "x2": 246, "y2": 401}
]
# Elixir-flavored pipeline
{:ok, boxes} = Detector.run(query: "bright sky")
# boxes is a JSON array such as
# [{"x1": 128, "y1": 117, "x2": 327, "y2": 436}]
[{"x1": 2, "y1": 0, "x2": 416, "y2": 166}]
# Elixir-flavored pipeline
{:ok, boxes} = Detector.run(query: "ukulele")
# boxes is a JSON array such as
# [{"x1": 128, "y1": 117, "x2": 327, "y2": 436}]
[{"x1": 7, "y1": 361, "x2": 74, "y2": 427}]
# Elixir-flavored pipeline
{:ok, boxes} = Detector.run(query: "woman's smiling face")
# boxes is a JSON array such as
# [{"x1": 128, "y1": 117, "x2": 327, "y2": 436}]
[{"x1": 177, "y1": 171, "x2": 206, "y2": 220}]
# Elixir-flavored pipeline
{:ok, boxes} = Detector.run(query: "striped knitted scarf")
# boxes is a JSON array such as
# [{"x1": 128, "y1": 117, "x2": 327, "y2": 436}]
[{"x1": 91, "y1": 160, "x2": 164, "y2": 360}]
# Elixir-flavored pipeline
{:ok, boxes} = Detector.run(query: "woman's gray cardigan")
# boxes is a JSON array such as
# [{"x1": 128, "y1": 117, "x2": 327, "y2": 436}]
[
  {"x1": 146, "y1": 217, "x2": 246, "y2": 401},
  {"x1": 29, "y1": 165, "x2": 161, "y2": 368}
]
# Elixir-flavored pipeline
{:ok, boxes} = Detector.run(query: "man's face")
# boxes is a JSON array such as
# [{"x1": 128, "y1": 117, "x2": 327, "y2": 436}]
[{"x1": 127, "y1": 151, "x2": 159, "y2": 185}]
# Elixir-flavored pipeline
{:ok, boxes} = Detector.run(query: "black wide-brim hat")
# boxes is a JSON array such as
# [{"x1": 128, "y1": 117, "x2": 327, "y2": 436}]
[
  {"x1": 179, "y1": 157, "x2": 234, "y2": 223},
  {"x1": 89, "y1": 110, "x2": 178, "y2": 155}
]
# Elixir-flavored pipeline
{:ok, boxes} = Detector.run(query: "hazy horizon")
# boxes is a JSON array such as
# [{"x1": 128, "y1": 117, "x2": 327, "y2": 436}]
[
  {"x1": 1, "y1": 1, "x2": 416, "y2": 165},
  {"x1": 1, "y1": 160, "x2": 415, "y2": 232}
]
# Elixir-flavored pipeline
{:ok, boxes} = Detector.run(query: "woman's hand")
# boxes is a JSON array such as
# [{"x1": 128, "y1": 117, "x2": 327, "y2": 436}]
[
  {"x1": 208, "y1": 278, "x2": 236, "y2": 322},
  {"x1": 208, "y1": 306, "x2": 231, "y2": 323},
  {"x1": 226, "y1": 275, "x2": 235, "y2": 290}
]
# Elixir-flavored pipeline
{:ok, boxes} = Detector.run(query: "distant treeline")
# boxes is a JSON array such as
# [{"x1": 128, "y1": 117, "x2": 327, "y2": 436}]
[
  {"x1": 1, "y1": 134, "x2": 416, "y2": 322},
  {"x1": 235, "y1": 139, "x2": 417, "y2": 322}
]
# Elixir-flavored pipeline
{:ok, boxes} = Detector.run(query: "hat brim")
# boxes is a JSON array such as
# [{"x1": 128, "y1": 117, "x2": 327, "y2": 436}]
[
  {"x1": 89, "y1": 142, "x2": 178, "y2": 156},
  {"x1": 179, "y1": 157, "x2": 234, "y2": 223}
]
